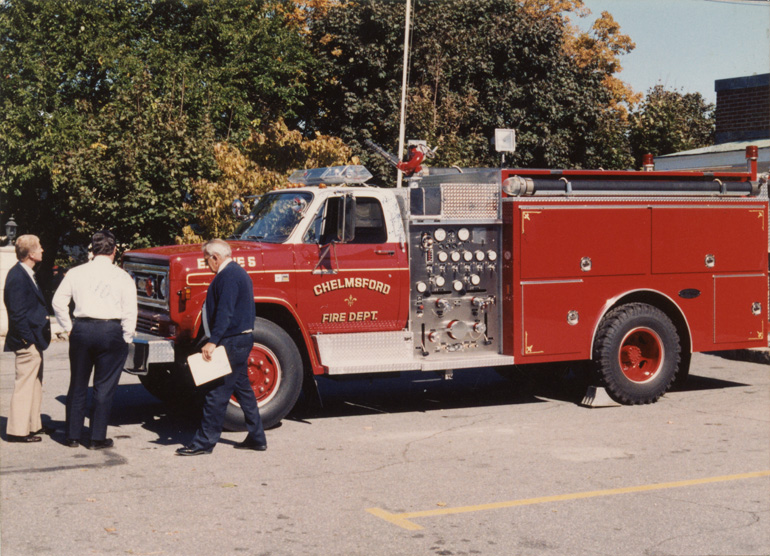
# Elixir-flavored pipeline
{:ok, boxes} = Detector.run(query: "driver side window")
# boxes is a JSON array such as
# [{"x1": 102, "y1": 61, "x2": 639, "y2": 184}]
[
  {"x1": 304, "y1": 197, "x2": 341, "y2": 244},
  {"x1": 304, "y1": 196, "x2": 387, "y2": 244}
]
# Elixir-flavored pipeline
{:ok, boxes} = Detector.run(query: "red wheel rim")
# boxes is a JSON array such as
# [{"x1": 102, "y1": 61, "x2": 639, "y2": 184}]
[
  {"x1": 618, "y1": 327, "x2": 663, "y2": 383},
  {"x1": 231, "y1": 343, "x2": 282, "y2": 407}
]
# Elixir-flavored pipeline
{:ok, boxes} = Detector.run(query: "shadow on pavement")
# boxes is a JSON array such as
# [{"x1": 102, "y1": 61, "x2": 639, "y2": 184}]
[
  {"x1": 289, "y1": 367, "x2": 550, "y2": 423},
  {"x1": 674, "y1": 373, "x2": 748, "y2": 392},
  {"x1": 48, "y1": 386, "x2": 200, "y2": 447},
  {"x1": 45, "y1": 364, "x2": 751, "y2": 438}
]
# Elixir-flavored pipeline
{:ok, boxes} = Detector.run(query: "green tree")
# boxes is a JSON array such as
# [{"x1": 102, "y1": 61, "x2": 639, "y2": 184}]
[
  {"x1": 628, "y1": 85, "x2": 715, "y2": 167},
  {"x1": 303, "y1": 0, "x2": 636, "y2": 180},
  {"x1": 0, "y1": 0, "x2": 310, "y2": 275}
]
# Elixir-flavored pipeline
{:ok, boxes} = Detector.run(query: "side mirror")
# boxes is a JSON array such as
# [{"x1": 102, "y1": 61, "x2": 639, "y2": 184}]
[
  {"x1": 231, "y1": 199, "x2": 248, "y2": 221},
  {"x1": 337, "y1": 194, "x2": 356, "y2": 243}
]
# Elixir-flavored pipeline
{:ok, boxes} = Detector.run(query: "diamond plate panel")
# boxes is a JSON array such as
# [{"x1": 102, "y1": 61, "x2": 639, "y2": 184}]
[
  {"x1": 441, "y1": 183, "x2": 499, "y2": 219},
  {"x1": 316, "y1": 331, "x2": 417, "y2": 374}
]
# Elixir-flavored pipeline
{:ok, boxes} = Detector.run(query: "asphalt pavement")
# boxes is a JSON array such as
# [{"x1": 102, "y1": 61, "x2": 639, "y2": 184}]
[{"x1": 1, "y1": 338, "x2": 768, "y2": 556}]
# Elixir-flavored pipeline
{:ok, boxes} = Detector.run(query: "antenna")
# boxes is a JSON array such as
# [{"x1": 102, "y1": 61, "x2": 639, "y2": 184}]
[{"x1": 396, "y1": 0, "x2": 414, "y2": 188}]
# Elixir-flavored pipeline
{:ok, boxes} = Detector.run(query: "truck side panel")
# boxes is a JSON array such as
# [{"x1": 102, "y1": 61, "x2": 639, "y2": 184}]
[{"x1": 505, "y1": 200, "x2": 768, "y2": 363}]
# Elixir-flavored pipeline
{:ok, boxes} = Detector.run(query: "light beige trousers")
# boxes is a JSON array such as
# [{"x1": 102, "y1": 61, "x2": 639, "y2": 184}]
[{"x1": 7, "y1": 345, "x2": 43, "y2": 437}]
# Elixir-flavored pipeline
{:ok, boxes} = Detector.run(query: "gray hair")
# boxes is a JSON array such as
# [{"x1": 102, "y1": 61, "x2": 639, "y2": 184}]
[
  {"x1": 15, "y1": 234, "x2": 40, "y2": 261},
  {"x1": 202, "y1": 238, "x2": 232, "y2": 259}
]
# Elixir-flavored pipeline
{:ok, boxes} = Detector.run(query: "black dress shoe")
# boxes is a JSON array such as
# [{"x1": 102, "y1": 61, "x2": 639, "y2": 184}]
[
  {"x1": 88, "y1": 438, "x2": 114, "y2": 450},
  {"x1": 64, "y1": 438, "x2": 80, "y2": 448},
  {"x1": 176, "y1": 445, "x2": 213, "y2": 456},
  {"x1": 32, "y1": 426, "x2": 55, "y2": 436},
  {"x1": 6, "y1": 434, "x2": 42, "y2": 443},
  {"x1": 234, "y1": 436, "x2": 267, "y2": 451}
]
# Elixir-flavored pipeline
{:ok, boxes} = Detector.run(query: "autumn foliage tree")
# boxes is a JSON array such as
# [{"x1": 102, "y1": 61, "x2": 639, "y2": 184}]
[{"x1": 179, "y1": 118, "x2": 358, "y2": 243}]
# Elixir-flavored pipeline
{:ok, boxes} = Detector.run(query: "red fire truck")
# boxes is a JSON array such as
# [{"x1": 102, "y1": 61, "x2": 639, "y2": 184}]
[{"x1": 123, "y1": 146, "x2": 767, "y2": 430}]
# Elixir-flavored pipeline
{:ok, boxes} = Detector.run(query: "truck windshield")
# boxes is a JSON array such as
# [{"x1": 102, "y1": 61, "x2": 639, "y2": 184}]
[{"x1": 233, "y1": 191, "x2": 313, "y2": 243}]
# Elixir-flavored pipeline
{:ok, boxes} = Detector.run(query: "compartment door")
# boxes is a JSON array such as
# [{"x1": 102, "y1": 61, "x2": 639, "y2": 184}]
[
  {"x1": 652, "y1": 207, "x2": 766, "y2": 274},
  {"x1": 520, "y1": 280, "x2": 586, "y2": 357},
  {"x1": 520, "y1": 207, "x2": 650, "y2": 279},
  {"x1": 713, "y1": 274, "x2": 766, "y2": 344}
]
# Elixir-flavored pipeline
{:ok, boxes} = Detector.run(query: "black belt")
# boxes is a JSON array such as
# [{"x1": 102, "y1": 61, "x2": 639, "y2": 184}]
[{"x1": 75, "y1": 317, "x2": 121, "y2": 323}]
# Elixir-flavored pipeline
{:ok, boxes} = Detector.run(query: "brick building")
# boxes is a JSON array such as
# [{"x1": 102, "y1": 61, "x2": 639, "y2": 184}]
[
  {"x1": 655, "y1": 73, "x2": 769, "y2": 173},
  {"x1": 715, "y1": 73, "x2": 770, "y2": 144}
]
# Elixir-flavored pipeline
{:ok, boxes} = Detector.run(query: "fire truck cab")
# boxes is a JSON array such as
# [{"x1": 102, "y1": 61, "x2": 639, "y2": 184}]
[{"x1": 123, "y1": 148, "x2": 767, "y2": 430}]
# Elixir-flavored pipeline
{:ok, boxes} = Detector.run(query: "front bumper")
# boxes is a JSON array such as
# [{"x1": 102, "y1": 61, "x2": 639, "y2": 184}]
[{"x1": 124, "y1": 332, "x2": 176, "y2": 375}]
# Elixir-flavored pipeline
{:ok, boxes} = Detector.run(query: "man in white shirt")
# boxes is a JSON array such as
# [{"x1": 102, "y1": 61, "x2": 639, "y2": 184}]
[{"x1": 53, "y1": 230, "x2": 137, "y2": 449}]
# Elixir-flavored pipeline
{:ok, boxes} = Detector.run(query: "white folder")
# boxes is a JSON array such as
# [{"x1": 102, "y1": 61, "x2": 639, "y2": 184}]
[{"x1": 187, "y1": 346, "x2": 231, "y2": 386}]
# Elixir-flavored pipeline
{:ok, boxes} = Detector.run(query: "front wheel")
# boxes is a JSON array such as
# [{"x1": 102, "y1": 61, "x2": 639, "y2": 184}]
[
  {"x1": 593, "y1": 303, "x2": 680, "y2": 405},
  {"x1": 224, "y1": 318, "x2": 304, "y2": 431}
]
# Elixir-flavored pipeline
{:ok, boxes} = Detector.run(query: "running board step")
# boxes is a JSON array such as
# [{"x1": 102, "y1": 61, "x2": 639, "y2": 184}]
[{"x1": 315, "y1": 331, "x2": 514, "y2": 375}]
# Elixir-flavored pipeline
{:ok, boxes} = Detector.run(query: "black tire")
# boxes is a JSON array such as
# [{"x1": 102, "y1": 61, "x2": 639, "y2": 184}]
[
  {"x1": 138, "y1": 367, "x2": 174, "y2": 401},
  {"x1": 670, "y1": 350, "x2": 691, "y2": 391},
  {"x1": 139, "y1": 364, "x2": 197, "y2": 404},
  {"x1": 593, "y1": 303, "x2": 680, "y2": 405},
  {"x1": 223, "y1": 317, "x2": 304, "y2": 431}
]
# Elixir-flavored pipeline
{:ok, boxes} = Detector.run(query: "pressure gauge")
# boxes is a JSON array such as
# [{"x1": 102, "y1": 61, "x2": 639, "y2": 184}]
[
  {"x1": 469, "y1": 274, "x2": 481, "y2": 286},
  {"x1": 453, "y1": 280, "x2": 464, "y2": 292},
  {"x1": 434, "y1": 228, "x2": 447, "y2": 242},
  {"x1": 416, "y1": 281, "x2": 428, "y2": 293},
  {"x1": 437, "y1": 251, "x2": 449, "y2": 263},
  {"x1": 463, "y1": 251, "x2": 473, "y2": 262},
  {"x1": 451, "y1": 251, "x2": 461, "y2": 262},
  {"x1": 487, "y1": 250, "x2": 498, "y2": 262},
  {"x1": 458, "y1": 228, "x2": 470, "y2": 242},
  {"x1": 433, "y1": 276, "x2": 446, "y2": 288},
  {"x1": 475, "y1": 250, "x2": 485, "y2": 261}
]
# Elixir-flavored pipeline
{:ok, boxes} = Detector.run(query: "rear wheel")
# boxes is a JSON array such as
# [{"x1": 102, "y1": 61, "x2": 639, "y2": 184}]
[
  {"x1": 223, "y1": 318, "x2": 303, "y2": 430},
  {"x1": 593, "y1": 303, "x2": 680, "y2": 405}
]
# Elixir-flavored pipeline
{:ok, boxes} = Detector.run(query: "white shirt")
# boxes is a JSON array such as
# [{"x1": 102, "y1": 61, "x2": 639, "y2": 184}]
[
  {"x1": 52, "y1": 255, "x2": 138, "y2": 343},
  {"x1": 19, "y1": 262, "x2": 38, "y2": 288}
]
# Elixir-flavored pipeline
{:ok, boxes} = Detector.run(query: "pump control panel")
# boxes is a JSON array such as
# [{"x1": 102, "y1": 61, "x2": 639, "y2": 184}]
[{"x1": 409, "y1": 223, "x2": 501, "y2": 358}]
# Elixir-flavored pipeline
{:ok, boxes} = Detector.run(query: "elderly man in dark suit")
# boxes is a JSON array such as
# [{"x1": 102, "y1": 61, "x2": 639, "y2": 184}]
[
  {"x1": 4, "y1": 234, "x2": 51, "y2": 443},
  {"x1": 176, "y1": 238, "x2": 266, "y2": 456}
]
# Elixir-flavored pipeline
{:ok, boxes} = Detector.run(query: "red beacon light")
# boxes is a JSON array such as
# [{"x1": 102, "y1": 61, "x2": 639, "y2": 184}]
[{"x1": 746, "y1": 145, "x2": 758, "y2": 181}]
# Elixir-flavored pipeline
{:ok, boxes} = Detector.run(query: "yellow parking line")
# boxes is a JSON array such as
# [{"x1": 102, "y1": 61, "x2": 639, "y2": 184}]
[{"x1": 367, "y1": 470, "x2": 770, "y2": 531}]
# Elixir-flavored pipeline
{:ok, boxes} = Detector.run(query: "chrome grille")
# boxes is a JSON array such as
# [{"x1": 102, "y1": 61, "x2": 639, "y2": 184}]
[{"x1": 136, "y1": 314, "x2": 159, "y2": 334}]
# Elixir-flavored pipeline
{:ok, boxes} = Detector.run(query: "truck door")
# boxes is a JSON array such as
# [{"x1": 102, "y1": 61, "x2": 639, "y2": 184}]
[{"x1": 295, "y1": 194, "x2": 408, "y2": 334}]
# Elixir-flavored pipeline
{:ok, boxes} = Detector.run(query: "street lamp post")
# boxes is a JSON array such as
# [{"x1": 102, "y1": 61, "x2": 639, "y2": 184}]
[{"x1": 5, "y1": 216, "x2": 17, "y2": 245}]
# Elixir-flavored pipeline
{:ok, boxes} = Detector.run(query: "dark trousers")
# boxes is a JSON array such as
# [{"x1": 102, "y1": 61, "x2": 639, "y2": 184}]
[
  {"x1": 190, "y1": 334, "x2": 266, "y2": 450},
  {"x1": 66, "y1": 320, "x2": 128, "y2": 441}
]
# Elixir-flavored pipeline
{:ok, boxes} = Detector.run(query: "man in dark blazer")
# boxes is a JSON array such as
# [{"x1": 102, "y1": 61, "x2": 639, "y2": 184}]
[
  {"x1": 4, "y1": 234, "x2": 51, "y2": 443},
  {"x1": 176, "y1": 238, "x2": 266, "y2": 456}
]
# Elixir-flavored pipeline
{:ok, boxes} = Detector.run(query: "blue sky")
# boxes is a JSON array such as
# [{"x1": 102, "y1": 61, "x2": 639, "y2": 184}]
[{"x1": 576, "y1": 0, "x2": 770, "y2": 103}]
